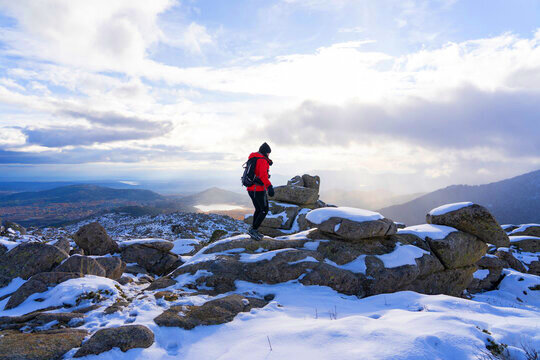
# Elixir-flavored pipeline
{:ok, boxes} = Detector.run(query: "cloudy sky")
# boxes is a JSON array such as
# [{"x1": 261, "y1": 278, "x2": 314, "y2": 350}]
[{"x1": 0, "y1": 0, "x2": 539, "y2": 193}]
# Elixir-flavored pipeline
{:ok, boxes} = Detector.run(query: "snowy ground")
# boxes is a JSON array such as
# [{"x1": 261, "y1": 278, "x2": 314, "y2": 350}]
[{"x1": 3, "y1": 271, "x2": 537, "y2": 360}]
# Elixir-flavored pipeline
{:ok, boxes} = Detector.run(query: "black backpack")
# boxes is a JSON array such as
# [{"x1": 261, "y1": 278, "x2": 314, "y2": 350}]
[{"x1": 241, "y1": 157, "x2": 265, "y2": 187}]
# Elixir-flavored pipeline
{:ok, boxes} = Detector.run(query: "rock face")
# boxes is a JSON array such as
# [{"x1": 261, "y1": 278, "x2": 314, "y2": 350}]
[
  {"x1": 0, "y1": 329, "x2": 87, "y2": 360},
  {"x1": 54, "y1": 255, "x2": 106, "y2": 277},
  {"x1": 74, "y1": 325, "x2": 154, "y2": 357},
  {"x1": 306, "y1": 207, "x2": 397, "y2": 241},
  {"x1": 121, "y1": 243, "x2": 180, "y2": 276},
  {"x1": 0, "y1": 243, "x2": 68, "y2": 284},
  {"x1": 154, "y1": 294, "x2": 268, "y2": 329},
  {"x1": 5, "y1": 272, "x2": 82, "y2": 309},
  {"x1": 245, "y1": 174, "x2": 328, "y2": 237},
  {"x1": 426, "y1": 203, "x2": 509, "y2": 248},
  {"x1": 73, "y1": 222, "x2": 119, "y2": 255}
]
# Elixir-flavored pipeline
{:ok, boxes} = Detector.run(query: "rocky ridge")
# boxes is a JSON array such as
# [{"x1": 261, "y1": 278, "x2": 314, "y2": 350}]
[{"x1": 0, "y1": 175, "x2": 538, "y2": 359}]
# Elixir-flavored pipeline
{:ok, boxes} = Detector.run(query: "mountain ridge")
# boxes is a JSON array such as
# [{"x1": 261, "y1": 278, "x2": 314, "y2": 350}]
[{"x1": 379, "y1": 169, "x2": 540, "y2": 225}]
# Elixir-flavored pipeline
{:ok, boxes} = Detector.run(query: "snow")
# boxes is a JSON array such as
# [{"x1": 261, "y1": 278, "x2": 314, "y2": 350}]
[
  {"x1": 288, "y1": 256, "x2": 319, "y2": 265},
  {"x1": 428, "y1": 202, "x2": 473, "y2": 216},
  {"x1": 325, "y1": 257, "x2": 367, "y2": 274},
  {"x1": 0, "y1": 277, "x2": 26, "y2": 298},
  {"x1": 117, "y1": 238, "x2": 174, "y2": 248},
  {"x1": 0, "y1": 276, "x2": 119, "y2": 316},
  {"x1": 398, "y1": 224, "x2": 458, "y2": 240},
  {"x1": 509, "y1": 235, "x2": 540, "y2": 243},
  {"x1": 376, "y1": 244, "x2": 429, "y2": 268},
  {"x1": 195, "y1": 204, "x2": 244, "y2": 212},
  {"x1": 0, "y1": 237, "x2": 19, "y2": 251},
  {"x1": 73, "y1": 280, "x2": 539, "y2": 360},
  {"x1": 171, "y1": 239, "x2": 200, "y2": 255},
  {"x1": 301, "y1": 240, "x2": 327, "y2": 251},
  {"x1": 305, "y1": 207, "x2": 384, "y2": 225},
  {"x1": 334, "y1": 223, "x2": 341, "y2": 232},
  {"x1": 324, "y1": 244, "x2": 428, "y2": 273},
  {"x1": 473, "y1": 269, "x2": 490, "y2": 280},
  {"x1": 239, "y1": 248, "x2": 297, "y2": 263},
  {"x1": 509, "y1": 224, "x2": 540, "y2": 235}
]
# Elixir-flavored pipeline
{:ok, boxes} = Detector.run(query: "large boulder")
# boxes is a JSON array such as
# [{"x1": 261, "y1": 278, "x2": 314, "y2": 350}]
[
  {"x1": 508, "y1": 224, "x2": 540, "y2": 237},
  {"x1": 5, "y1": 272, "x2": 82, "y2": 309},
  {"x1": 74, "y1": 325, "x2": 154, "y2": 357},
  {"x1": 73, "y1": 222, "x2": 119, "y2": 255},
  {"x1": 154, "y1": 294, "x2": 267, "y2": 329},
  {"x1": 94, "y1": 256, "x2": 126, "y2": 280},
  {"x1": 270, "y1": 185, "x2": 319, "y2": 205},
  {"x1": 54, "y1": 255, "x2": 106, "y2": 277},
  {"x1": 426, "y1": 202, "x2": 509, "y2": 248},
  {"x1": 306, "y1": 207, "x2": 397, "y2": 240},
  {"x1": 495, "y1": 248, "x2": 527, "y2": 273},
  {"x1": 0, "y1": 329, "x2": 88, "y2": 360},
  {"x1": 0, "y1": 243, "x2": 68, "y2": 283},
  {"x1": 121, "y1": 244, "x2": 180, "y2": 276},
  {"x1": 51, "y1": 238, "x2": 71, "y2": 254}
]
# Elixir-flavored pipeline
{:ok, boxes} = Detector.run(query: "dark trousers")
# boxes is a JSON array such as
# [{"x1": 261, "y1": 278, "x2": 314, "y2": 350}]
[{"x1": 248, "y1": 190, "x2": 268, "y2": 230}]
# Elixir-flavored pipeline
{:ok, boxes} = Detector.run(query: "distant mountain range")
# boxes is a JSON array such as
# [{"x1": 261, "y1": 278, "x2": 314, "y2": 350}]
[
  {"x1": 321, "y1": 189, "x2": 425, "y2": 210},
  {"x1": 177, "y1": 187, "x2": 251, "y2": 207},
  {"x1": 380, "y1": 169, "x2": 540, "y2": 225},
  {"x1": 0, "y1": 184, "x2": 163, "y2": 206}
]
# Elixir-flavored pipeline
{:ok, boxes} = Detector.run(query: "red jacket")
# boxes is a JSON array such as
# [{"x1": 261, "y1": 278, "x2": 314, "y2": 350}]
[{"x1": 247, "y1": 152, "x2": 272, "y2": 192}]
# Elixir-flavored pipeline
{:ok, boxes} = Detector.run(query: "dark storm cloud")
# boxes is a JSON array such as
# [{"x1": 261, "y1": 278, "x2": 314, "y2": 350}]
[
  {"x1": 0, "y1": 145, "x2": 228, "y2": 165},
  {"x1": 22, "y1": 125, "x2": 171, "y2": 147},
  {"x1": 20, "y1": 109, "x2": 174, "y2": 147},
  {"x1": 262, "y1": 86, "x2": 540, "y2": 156}
]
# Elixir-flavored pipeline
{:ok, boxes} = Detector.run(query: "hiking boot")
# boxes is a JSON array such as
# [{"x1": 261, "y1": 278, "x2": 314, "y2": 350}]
[{"x1": 248, "y1": 228, "x2": 262, "y2": 241}]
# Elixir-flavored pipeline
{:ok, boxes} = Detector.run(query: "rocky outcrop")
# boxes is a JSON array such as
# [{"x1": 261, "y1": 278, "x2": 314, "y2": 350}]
[
  {"x1": 306, "y1": 207, "x2": 397, "y2": 241},
  {"x1": 73, "y1": 222, "x2": 119, "y2": 255},
  {"x1": 0, "y1": 243, "x2": 68, "y2": 285},
  {"x1": 154, "y1": 294, "x2": 268, "y2": 329},
  {"x1": 0, "y1": 312, "x2": 86, "y2": 331},
  {"x1": 426, "y1": 203, "x2": 509, "y2": 248},
  {"x1": 120, "y1": 241, "x2": 180, "y2": 276},
  {"x1": 74, "y1": 325, "x2": 154, "y2": 357},
  {"x1": 245, "y1": 174, "x2": 328, "y2": 237}
]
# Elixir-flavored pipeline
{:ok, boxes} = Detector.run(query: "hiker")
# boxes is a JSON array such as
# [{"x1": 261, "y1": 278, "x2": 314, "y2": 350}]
[{"x1": 245, "y1": 142, "x2": 274, "y2": 240}]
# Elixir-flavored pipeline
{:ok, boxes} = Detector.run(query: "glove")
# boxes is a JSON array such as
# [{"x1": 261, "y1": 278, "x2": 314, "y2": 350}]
[{"x1": 267, "y1": 185, "x2": 275, "y2": 197}]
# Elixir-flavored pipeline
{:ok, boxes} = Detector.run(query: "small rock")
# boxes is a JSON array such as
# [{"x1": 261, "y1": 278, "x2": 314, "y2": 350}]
[{"x1": 74, "y1": 325, "x2": 154, "y2": 357}]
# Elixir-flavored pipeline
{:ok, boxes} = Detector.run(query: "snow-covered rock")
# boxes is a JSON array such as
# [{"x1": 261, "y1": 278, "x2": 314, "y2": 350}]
[
  {"x1": 306, "y1": 207, "x2": 396, "y2": 240},
  {"x1": 426, "y1": 202, "x2": 509, "y2": 248}
]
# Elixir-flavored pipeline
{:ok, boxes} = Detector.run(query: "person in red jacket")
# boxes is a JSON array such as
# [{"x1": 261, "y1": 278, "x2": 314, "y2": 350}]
[{"x1": 247, "y1": 142, "x2": 274, "y2": 240}]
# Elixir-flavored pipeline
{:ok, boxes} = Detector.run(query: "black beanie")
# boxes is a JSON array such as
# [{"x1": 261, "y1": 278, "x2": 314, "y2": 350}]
[{"x1": 259, "y1": 142, "x2": 271, "y2": 156}]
